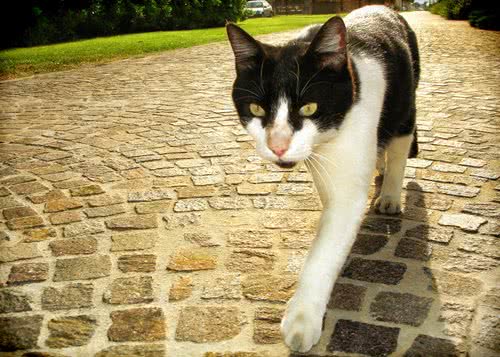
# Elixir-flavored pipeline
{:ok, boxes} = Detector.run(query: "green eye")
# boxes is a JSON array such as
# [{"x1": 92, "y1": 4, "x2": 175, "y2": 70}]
[
  {"x1": 299, "y1": 103, "x2": 318, "y2": 116},
  {"x1": 249, "y1": 103, "x2": 266, "y2": 117}
]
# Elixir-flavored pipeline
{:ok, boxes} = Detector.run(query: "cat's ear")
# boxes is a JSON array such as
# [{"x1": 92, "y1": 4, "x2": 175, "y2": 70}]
[
  {"x1": 307, "y1": 16, "x2": 347, "y2": 70},
  {"x1": 226, "y1": 23, "x2": 263, "y2": 73}
]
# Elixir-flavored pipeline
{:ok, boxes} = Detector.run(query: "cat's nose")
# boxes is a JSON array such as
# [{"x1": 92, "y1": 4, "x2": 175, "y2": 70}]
[{"x1": 270, "y1": 146, "x2": 288, "y2": 157}]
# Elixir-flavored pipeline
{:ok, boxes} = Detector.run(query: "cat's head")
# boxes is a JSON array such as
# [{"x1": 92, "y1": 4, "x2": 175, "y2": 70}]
[{"x1": 227, "y1": 17, "x2": 356, "y2": 168}]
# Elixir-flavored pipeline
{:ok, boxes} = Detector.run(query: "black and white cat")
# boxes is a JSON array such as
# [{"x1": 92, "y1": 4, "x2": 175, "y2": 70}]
[{"x1": 227, "y1": 5, "x2": 419, "y2": 352}]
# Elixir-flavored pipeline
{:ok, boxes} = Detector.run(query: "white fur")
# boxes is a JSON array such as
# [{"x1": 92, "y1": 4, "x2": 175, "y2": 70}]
[
  {"x1": 247, "y1": 97, "x2": 318, "y2": 163},
  {"x1": 274, "y1": 96, "x2": 290, "y2": 129},
  {"x1": 281, "y1": 55, "x2": 386, "y2": 352},
  {"x1": 375, "y1": 133, "x2": 413, "y2": 214}
]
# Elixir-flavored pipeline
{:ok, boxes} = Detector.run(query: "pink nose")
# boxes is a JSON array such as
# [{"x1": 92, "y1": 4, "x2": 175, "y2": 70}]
[{"x1": 270, "y1": 147, "x2": 287, "y2": 157}]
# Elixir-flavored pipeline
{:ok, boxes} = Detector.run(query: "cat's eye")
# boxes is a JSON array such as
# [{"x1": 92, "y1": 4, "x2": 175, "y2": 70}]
[
  {"x1": 249, "y1": 103, "x2": 266, "y2": 117},
  {"x1": 299, "y1": 103, "x2": 318, "y2": 117}
]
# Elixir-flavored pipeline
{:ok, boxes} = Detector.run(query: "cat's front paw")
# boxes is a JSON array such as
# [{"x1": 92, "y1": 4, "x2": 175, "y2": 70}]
[
  {"x1": 280, "y1": 296, "x2": 324, "y2": 353},
  {"x1": 375, "y1": 195, "x2": 401, "y2": 214}
]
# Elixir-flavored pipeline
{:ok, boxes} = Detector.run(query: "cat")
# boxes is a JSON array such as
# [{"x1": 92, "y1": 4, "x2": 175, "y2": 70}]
[{"x1": 227, "y1": 5, "x2": 419, "y2": 353}]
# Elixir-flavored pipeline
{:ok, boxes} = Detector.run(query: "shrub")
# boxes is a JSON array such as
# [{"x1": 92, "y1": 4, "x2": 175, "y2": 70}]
[
  {"x1": 429, "y1": 0, "x2": 499, "y2": 30},
  {"x1": 1, "y1": 0, "x2": 247, "y2": 49}
]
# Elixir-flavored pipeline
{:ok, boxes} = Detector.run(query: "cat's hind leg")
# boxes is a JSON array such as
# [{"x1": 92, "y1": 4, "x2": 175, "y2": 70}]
[
  {"x1": 376, "y1": 149, "x2": 386, "y2": 176},
  {"x1": 375, "y1": 132, "x2": 413, "y2": 214}
]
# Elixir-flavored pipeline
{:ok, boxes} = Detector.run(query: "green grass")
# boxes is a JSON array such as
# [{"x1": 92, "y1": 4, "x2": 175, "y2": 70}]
[{"x1": 0, "y1": 14, "x2": 338, "y2": 80}]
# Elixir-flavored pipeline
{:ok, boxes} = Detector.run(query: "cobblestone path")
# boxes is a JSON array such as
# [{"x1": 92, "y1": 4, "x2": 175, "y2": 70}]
[{"x1": 0, "y1": 11, "x2": 499, "y2": 357}]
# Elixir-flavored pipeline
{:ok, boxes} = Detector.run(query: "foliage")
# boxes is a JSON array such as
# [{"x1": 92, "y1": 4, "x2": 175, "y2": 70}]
[
  {"x1": 429, "y1": 0, "x2": 499, "y2": 30},
  {"x1": 1, "y1": 0, "x2": 248, "y2": 49},
  {"x1": 0, "y1": 14, "x2": 338, "y2": 80},
  {"x1": 429, "y1": 0, "x2": 471, "y2": 19}
]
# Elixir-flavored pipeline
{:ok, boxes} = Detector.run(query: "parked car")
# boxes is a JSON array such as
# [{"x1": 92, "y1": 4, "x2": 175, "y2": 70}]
[{"x1": 245, "y1": 1, "x2": 274, "y2": 17}]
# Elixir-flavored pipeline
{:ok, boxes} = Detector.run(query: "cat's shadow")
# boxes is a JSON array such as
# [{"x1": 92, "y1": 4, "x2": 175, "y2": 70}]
[{"x1": 291, "y1": 177, "x2": 463, "y2": 356}]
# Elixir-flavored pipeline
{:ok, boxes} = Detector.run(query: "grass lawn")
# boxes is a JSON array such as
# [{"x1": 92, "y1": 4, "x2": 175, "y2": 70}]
[{"x1": 0, "y1": 14, "x2": 339, "y2": 80}]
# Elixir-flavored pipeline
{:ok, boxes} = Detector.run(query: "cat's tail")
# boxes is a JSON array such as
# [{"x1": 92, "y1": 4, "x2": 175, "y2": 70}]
[{"x1": 409, "y1": 129, "x2": 418, "y2": 158}]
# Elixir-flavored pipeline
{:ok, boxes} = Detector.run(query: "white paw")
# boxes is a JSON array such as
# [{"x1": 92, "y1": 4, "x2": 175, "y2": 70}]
[
  {"x1": 280, "y1": 296, "x2": 324, "y2": 353},
  {"x1": 375, "y1": 195, "x2": 401, "y2": 214}
]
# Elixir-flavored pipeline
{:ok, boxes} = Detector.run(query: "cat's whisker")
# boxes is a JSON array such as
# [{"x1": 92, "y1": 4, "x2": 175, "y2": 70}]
[
  {"x1": 234, "y1": 87, "x2": 262, "y2": 99},
  {"x1": 250, "y1": 80, "x2": 265, "y2": 96},
  {"x1": 305, "y1": 158, "x2": 331, "y2": 203},
  {"x1": 311, "y1": 152, "x2": 339, "y2": 170},
  {"x1": 235, "y1": 95, "x2": 261, "y2": 101},
  {"x1": 295, "y1": 57, "x2": 301, "y2": 97},
  {"x1": 259, "y1": 59, "x2": 266, "y2": 93},
  {"x1": 300, "y1": 81, "x2": 331, "y2": 96},
  {"x1": 299, "y1": 68, "x2": 324, "y2": 97},
  {"x1": 307, "y1": 155, "x2": 334, "y2": 202}
]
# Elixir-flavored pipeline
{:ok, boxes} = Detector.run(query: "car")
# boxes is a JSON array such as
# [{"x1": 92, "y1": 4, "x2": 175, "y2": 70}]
[{"x1": 245, "y1": 1, "x2": 274, "y2": 17}]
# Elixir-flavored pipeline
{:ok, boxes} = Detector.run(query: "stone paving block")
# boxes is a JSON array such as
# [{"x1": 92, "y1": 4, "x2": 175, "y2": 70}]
[
  {"x1": 173, "y1": 198, "x2": 209, "y2": 212},
  {"x1": 279, "y1": 230, "x2": 315, "y2": 249},
  {"x1": 328, "y1": 319, "x2": 399, "y2": 356},
  {"x1": 128, "y1": 189, "x2": 175, "y2": 202},
  {"x1": 0, "y1": 175, "x2": 36, "y2": 186},
  {"x1": 404, "y1": 334, "x2": 462, "y2": 357},
  {"x1": 242, "y1": 274, "x2": 296, "y2": 303},
  {"x1": 404, "y1": 224, "x2": 454, "y2": 243},
  {"x1": 10, "y1": 181, "x2": 48, "y2": 195},
  {"x1": 472, "y1": 310, "x2": 500, "y2": 352},
  {"x1": 86, "y1": 194, "x2": 125, "y2": 207},
  {"x1": 202, "y1": 274, "x2": 242, "y2": 300},
  {"x1": 8, "y1": 262, "x2": 49, "y2": 285},
  {"x1": 54, "y1": 255, "x2": 111, "y2": 281},
  {"x1": 42, "y1": 283, "x2": 93, "y2": 311},
  {"x1": 70, "y1": 184, "x2": 105, "y2": 196},
  {"x1": 439, "y1": 302, "x2": 475, "y2": 338},
  {"x1": 167, "y1": 248, "x2": 217, "y2": 271},
  {"x1": 108, "y1": 307, "x2": 166, "y2": 342},
  {"x1": 253, "y1": 307, "x2": 284, "y2": 344},
  {"x1": 175, "y1": 306, "x2": 242, "y2": 343},
  {"x1": 3, "y1": 206, "x2": 38, "y2": 220},
  {"x1": 184, "y1": 232, "x2": 221, "y2": 247},
  {"x1": 169, "y1": 276, "x2": 193, "y2": 302},
  {"x1": 438, "y1": 213, "x2": 487, "y2": 232},
  {"x1": 111, "y1": 231, "x2": 158, "y2": 251},
  {"x1": 462, "y1": 202, "x2": 500, "y2": 218},
  {"x1": 0, "y1": 196, "x2": 22, "y2": 209},
  {"x1": 352, "y1": 233, "x2": 388, "y2": 255},
  {"x1": 0, "y1": 243, "x2": 43, "y2": 262},
  {"x1": 49, "y1": 237, "x2": 98, "y2": 256},
  {"x1": 45, "y1": 198, "x2": 83, "y2": 212},
  {"x1": 84, "y1": 204, "x2": 127, "y2": 217},
  {"x1": 64, "y1": 220, "x2": 105, "y2": 237},
  {"x1": 0, "y1": 315, "x2": 43, "y2": 351},
  {"x1": 227, "y1": 230, "x2": 274, "y2": 248},
  {"x1": 49, "y1": 210, "x2": 82, "y2": 225},
  {"x1": 342, "y1": 258, "x2": 406, "y2": 285},
  {"x1": 0, "y1": 289, "x2": 32, "y2": 313},
  {"x1": 118, "y1": 254, "x2": 157, "y2": 272},
  {"x1": 103, "y1": 276, "x2": 154, "y2": 305},
  {"x1": 106, "y1": 214, "x2": 158, "y2": 229},
  {"x1": 209, "y1": 196, "x2": 252, "y2": 210},
  {"x1": 6, "y1": 215, "x2": 45, "y2": 230},
  {"x1": 327, "y1": 283, "x2": 366, "y2": 311},
  {"x1": 95, "y1": 344, "x2": 166, "y2": 357},
  {"x1": 395, "y1": 237, "x2": 432, "y2": 261},
  {"x1": 425, "y1": 269, "x2": 483, "y2": 297},
  {"x1": 370, "y1": 292, "x2": 433, "y2": 326},
  {"x1": 226, "y1": 249, "x2": 276, "y2": 273},
  {"x1": 46, "y1": 315, "x2": 97, "y2": 348},
  {"x1": 360, "y1": 217, "x2": 402, "y2": 235}
]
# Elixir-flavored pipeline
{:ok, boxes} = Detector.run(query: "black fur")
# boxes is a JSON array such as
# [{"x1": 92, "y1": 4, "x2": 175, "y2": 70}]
[{"x1": 227, "y1": 6, "x2": 419, "y2": 155}]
